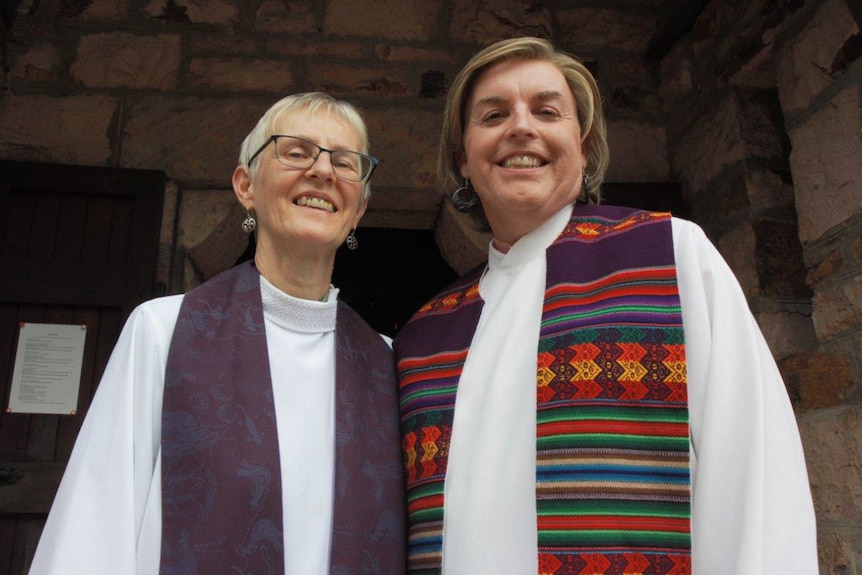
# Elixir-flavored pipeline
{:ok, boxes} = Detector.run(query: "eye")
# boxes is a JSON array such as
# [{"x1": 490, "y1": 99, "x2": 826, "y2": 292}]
[
  {"x1": 283, "y1": 145, "x2": 314, "y2": 160},
  {"x1": 480, "y1": 110, "x2": 506, "y2": 124},
  {"x1": 333, "y1": 155, "x2": 358, "y2": 170},
  {"x1": 537, "y1": 107, "x2": 561, "y2": 118}
]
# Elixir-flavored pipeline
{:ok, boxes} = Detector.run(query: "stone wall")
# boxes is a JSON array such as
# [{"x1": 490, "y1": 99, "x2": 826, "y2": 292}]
[
  {"x1": 1, "y1": 0, "x2": 860, "y2": 571},
  {"x1": 659, "y1": 0, "x2": 862, "y2": 572}
]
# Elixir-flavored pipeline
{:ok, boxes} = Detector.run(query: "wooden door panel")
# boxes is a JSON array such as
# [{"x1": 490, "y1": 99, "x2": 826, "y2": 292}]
[{"x1": 0, "y1": 160, "x2": 164, "y2": 574}]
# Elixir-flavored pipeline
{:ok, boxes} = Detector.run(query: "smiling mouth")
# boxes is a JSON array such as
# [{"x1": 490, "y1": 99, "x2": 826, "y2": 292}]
[
  {"x1": 295, "y1": 196, "x2": 335, "y2": 212},
  {"x1": 500, "y1": 155, "x2": 546, "y2": 169}
]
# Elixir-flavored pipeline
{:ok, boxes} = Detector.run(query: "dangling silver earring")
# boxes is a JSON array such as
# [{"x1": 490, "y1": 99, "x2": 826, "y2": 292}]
[
  {"x1": 451, "y1": 179, "x2": 479, "y2": 212},
  {"x1": 241, "y1": 210, "x2": 256, "y2": 234},
  {"x1": 582, "y1": 171, "x2": 591, "y2": 199},
  {"x1": 346, "y1": 229, "x2": 358, "y2": 250}
]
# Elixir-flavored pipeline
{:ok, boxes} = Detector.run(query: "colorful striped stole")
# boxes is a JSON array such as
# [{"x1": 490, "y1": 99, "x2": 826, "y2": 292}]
[{"x1": 395, "y1": 205, "x2": 691, "y2": 575}]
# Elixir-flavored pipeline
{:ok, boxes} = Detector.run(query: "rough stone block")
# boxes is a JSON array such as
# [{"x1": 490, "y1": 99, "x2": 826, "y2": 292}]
[
  {"x1": 188, "y1": 35, "x2": 258, "y2": 56},
  {"x1": 745, "y1": 168, "x2": 794, "y2": 210},
  {"x1": 374, "y1": 44, "x2": 456, "y2": 64},
  {"x1": 695, "y1": 167, "x2": 794, "y2": 223},
  {"x1": 753, "y1": 219, "x2": 810, "y2": 299},
  {"x1": 604, "y1": 120, "x2": 670, "y2": 183},
  {"x1": 188, "y1": 58, "x2": 294, "y2": 92},
  {"x1": 255, "y1": 0, "x2": 317, "y2": 34},
  {"x1": 266, "y1": 39, "x2": 371, "y2": 60},
  {"x1": 798, "y1": 406, "x2": 862, "y2": 521},
  {"x1": 144, "y1": 0, "x2": 238, "y2": 24},
  {"x1": 74, "y1": 0, "x2": 130, "y2": 20},
  {"x1": 9, "y1": 42, "x2": 61, "y2": 82},
  {"x1": 658, "y1": 41, "x2": 693, "y2": 116},
  {"x1": 790, "y1": 85, "x2": 862, "y2": 243},
  {"x1": 307, "y1": 64, "x2": 411, "y2": 97},
  {"x1": 363, "y1": 107, "x2": 440, "y2": 189},
  {"x1": 450, "y1": 0, "x2": 552, "y2": 44},
  {"x1": 779, "y1": 350, "x2": 851, "y2": 410},
  {"x1": 758, "y1": 308, "x2": 818, "y2": 360},
  {"x1": 0, "y1": 94, "x2": 116, "y2": 165},
  {"x1": 777, "y1": 0, "x2": 859, "y2": 115},
  {"x1": 853, "y1": 237, "x2": 862, "y2": 266},
  {"x1": 717, "y1": 222, "x2": 758, "y2": 298},
  {"x1": 724, "y1": 27, "x2": 779, "y2": 89},
  {"x1": 673, "y1": 90, "x2": 786, "y2": 195},
  {"x1": 557, "y1": 7, "x2": 658, "y2": 53},
  {"x1": 180, "y1": 189, "x2": 247, "y2": 282},
  {"x1": 816, "y1": 530, "x2": 862, "y2": 575},
  {"x1": 807, "y1": 250, "x2": 845, "y2": 289},
  {"x1": 121, "y1": 96, "x2": 268, "y2": 185},
  {"x1": 325, "y1": 0, "x2": 440, "y2": 41},
  {"x1": 71, "y1": 33, "x2": 181, "y2": 89},
  {"x1": 689, "y1": 1, "x2": 723, "y2": 59},
  {"x1": 812, "y1": 275, "x2": 862, "y2": 341}
]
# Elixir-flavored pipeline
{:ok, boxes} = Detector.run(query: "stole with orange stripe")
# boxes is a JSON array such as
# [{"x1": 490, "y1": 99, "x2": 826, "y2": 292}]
[{"x1": 395, "y1": 205, "x2": 691, "y2": 575}]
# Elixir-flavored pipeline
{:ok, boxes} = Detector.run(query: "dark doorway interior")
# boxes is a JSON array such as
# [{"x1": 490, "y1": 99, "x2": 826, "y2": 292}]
[{"x1": 332, "y1": 228, "x2": 458, "y2": 338}]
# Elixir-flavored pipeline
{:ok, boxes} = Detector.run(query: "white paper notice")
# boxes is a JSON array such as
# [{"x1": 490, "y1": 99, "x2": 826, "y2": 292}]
[{"x1": 7, "y1": 322, "x2": 87, "y2": 415}]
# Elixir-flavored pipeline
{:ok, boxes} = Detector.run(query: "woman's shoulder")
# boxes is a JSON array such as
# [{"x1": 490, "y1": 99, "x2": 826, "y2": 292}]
[{"x1": 123, "y1": 293, "x2": 186, "y2": 339}]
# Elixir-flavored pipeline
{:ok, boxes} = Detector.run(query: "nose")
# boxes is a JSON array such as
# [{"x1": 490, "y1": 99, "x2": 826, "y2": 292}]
[
  {"x1": 507, "y1": 104, "x2": 537, "y2": 138},
  {"x1": 306, "y1": 151, "x2": 336, "y2": 181}
]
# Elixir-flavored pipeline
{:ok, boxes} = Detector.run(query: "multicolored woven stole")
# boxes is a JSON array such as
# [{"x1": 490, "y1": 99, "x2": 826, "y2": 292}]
[
  {"x1": 395, "y1": 205, "x2": 691, "y2": 575},
  {"x1": 161, "y1": 261, "x2": 406, "y2": 575}
]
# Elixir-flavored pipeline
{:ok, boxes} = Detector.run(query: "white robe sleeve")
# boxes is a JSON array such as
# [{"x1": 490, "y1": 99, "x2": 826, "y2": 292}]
[
  {"x1": 28, "y1": 296, "x2": 182, "y2": 575},
  {"x1": 673, "y1": 218, "x2": 818, "y2": 574}
]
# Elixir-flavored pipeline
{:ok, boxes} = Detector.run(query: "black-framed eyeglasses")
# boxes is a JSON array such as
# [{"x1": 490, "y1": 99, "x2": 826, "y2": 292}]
[{"x1": 247, "y1": 135, "x2": 379, "y2": 183}]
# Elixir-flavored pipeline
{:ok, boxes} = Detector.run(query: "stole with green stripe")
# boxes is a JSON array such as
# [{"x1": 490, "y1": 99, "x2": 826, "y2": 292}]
[{"x1": 394, "y1": 205, "x2": 691, "y2": 575}]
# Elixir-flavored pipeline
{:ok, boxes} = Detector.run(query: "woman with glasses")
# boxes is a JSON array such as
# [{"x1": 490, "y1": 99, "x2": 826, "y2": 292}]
[{"x1": 30, "y1": 93, "x2": 406, "y2": 575}]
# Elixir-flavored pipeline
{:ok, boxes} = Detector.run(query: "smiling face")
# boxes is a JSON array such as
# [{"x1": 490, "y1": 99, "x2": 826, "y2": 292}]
[
  {"x1": 459, "y1": 58, "x2": 587, "y2": 244},
  {"x1": 233, "y1": 107, "x2": 368, "y2": 263}
]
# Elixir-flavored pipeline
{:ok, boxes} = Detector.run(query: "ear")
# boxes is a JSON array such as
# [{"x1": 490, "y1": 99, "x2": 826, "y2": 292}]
[
  {"x1": 457, "y1": 152, "x2": 469, "y2": 180},
  {"x1": 579, "y1": 133, "x2": 590, "y2": 165},
  {"x1": 353, "y1": 194, "x2": 369, "y2": 228},
  {"x1": 233, "y1": 165, "x2": 254, "y2": 210}
]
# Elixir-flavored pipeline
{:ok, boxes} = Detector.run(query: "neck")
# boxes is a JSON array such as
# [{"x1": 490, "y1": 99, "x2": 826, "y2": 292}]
[
  {"x1": 254, "y1": 245, "x2": 334, "y2": 301},
  {"x1": 491, "y1": 237, "x2": 513, "y2": 253}
]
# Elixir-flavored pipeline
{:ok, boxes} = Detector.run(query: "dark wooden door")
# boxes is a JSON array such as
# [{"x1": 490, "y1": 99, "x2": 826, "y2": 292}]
[{"x1": 0, "y1": 161, "x2": 164, "y2": 575}]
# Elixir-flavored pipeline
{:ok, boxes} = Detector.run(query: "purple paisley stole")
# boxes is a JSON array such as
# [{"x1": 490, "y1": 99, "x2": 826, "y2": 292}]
[
  {"x1": 160, "y1": 261, "x2": 406, "y2": 575},
  {"x1": 395, "y1": 205, "x2": 691, "y2": 575}
]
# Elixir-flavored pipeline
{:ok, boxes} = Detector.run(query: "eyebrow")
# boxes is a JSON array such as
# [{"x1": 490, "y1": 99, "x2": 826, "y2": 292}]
[{"x1": 472, "y1": 90, "x2": 569, "y2": 109}]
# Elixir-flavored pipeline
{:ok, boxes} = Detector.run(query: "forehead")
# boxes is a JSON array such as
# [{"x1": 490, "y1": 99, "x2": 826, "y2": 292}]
[
  {"x1": 468, "y1": 59, "x2": 575, "y2": 108},
  {"x1": 273, "y1": 108, "x2": 361, "y2": 148}
]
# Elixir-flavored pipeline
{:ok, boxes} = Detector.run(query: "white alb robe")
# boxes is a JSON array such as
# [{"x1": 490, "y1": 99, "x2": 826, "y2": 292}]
[
  {"x1": 29, "y1": 276, "x2": 352, "y2": 575},
  {"x1": 443, "y1": 205, "x2": 818, "y2": 575}
]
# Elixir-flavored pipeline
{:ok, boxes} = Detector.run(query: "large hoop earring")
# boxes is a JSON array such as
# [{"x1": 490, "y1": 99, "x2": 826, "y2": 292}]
[
  {"x1": 241, "y1": 210, "x2": 256, "y2": 234},
  {"x1": 345, "y1": 229, "x2": 358, "y2": 250},
  {"x1": 451, "y1": 179, "x2": 479, "y2": 212}
]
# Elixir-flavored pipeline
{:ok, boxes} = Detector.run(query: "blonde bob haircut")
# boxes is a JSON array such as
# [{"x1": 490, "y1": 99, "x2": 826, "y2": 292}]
[
  {"x1": 439, "y1": 37, "x2": 609, "y2": 214},
  {"x1": 238, "y1": 92, "x2": 374, "y2": 200}
]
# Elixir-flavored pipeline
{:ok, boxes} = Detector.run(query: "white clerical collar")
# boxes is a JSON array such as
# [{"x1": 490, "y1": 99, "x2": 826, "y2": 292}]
[
  {"x1": 259, "y1": 274, "x2": 338, "y2": 334},
  {"x1": 487, "y1": 203, "x2": 574, "y2": 272}
]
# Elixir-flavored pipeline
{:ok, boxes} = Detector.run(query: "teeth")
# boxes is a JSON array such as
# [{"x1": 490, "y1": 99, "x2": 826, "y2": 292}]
[
  {"x1": 296, "y1": 196, "x2": 335, "y2": 212},
  {"x1": 502, "y1": 155, "x2": 543, "y2": 168}
]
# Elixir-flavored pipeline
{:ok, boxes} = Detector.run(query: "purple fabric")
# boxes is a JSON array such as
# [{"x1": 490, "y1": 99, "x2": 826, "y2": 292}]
[{"x1": 161, "y1": 261, "x2": 405, "y2": 574}]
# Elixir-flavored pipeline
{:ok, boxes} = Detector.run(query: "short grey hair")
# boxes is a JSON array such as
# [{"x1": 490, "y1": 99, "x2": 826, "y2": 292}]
[{"x1": 238, "y1": 92, "x2": 373, "y2": 200}]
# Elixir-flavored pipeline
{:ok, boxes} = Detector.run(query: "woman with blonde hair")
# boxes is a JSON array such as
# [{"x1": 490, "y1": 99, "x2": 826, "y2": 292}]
[{"x1": 395, "y1": 37, "x2": 816, "y2": 575}]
